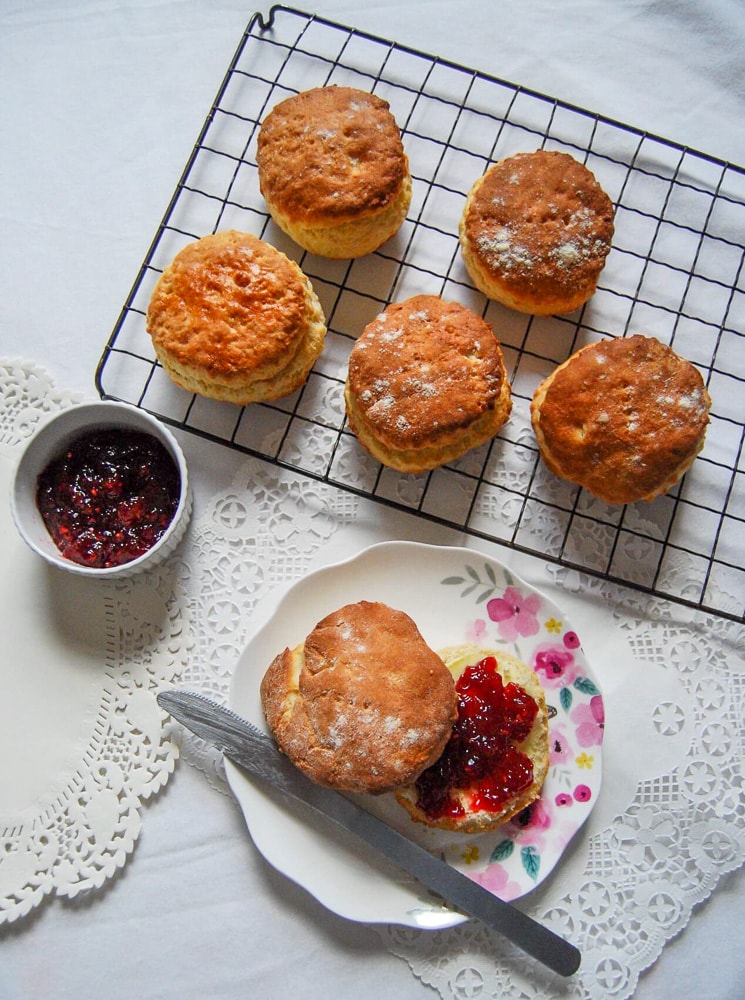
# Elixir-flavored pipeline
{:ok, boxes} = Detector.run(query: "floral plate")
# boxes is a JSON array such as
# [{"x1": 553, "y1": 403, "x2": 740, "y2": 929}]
[{"x1": 227, "y1": 541, "x2": 604, "y2": 929}]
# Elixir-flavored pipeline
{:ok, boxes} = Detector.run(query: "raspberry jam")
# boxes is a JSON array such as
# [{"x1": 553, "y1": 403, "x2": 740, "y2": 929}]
[
  {"x1": 36, "y1": 428, "x2": 180, "y2": 569},
  {"x1": 414, "y1": 656, "x2": 538, "y2": 821}
]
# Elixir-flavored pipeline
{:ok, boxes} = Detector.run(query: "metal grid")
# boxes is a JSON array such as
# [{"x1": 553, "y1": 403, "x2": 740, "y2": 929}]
[{"x1": 96, "y1": 4, "x2": 745, "y2": 624}]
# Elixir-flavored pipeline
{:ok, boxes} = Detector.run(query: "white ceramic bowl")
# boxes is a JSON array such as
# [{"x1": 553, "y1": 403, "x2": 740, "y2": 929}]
[{"x1": 10, "y1": 400, "x2": 192, "y2": 578}]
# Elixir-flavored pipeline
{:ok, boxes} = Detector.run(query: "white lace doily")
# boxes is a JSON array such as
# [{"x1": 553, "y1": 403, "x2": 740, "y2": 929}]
[
  {"x1": 181, "y1": 448, "x2": 744, "y2": 1000},
  {"x1": 0, "y1": 360, "x2": 189, "y2": 925}
]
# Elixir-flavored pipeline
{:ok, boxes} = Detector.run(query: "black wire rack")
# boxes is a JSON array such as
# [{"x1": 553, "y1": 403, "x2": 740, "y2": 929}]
[{"x1": 96, "y1": 5, "x2": 745, "y2": 625}]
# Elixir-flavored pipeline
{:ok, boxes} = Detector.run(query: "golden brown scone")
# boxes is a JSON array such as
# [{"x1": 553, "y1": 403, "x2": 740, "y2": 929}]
[
  {"x1": 531, "y1": 334, "x2": 712, "y2": 504},
  {"x1": 146, "y1": 230, "x2": 326, "y2": 404},
  {"x1": 256, "y1": 85, "x2": 412, "y2": 258},
  {"x1": 459, "y1": 149, "x2": 614, "y2": 315},
  {"x1": 344, "y1": 295, "x2": 512, "y2": 472},
  {"x1": 396, "y1": 645, "x2": 549, "y2": 833},
  {"x1": 260, "y1": 601, "x2": 457, "y2": 795}
]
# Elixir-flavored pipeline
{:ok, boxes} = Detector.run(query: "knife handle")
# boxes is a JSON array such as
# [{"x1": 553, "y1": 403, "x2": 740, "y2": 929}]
[{"x1": 309, "y1": 783, "x2": 581, "y2": 977}]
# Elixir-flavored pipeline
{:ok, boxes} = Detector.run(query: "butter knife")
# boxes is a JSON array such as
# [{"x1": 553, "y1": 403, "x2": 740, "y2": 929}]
[{"x1": 157, "y1": 689, "x2": 581, "y2": 977}]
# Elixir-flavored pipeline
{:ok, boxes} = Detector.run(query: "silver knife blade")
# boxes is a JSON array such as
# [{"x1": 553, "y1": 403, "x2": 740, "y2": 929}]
[{"x1": 157, "y1": 688, "x2": 581, "y2": 977}]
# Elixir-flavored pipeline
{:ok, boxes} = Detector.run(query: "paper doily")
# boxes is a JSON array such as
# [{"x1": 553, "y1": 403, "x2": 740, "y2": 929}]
[
  {"x1": 181, "y1": 447, "x2": 744, "y2": 1000},
  {"x1": 0, "y1": 360, "x2": 189, "y2": 925}
]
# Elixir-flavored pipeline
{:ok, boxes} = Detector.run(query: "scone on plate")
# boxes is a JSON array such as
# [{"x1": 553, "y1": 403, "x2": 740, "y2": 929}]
[
  {"x1": 256, "y1": 85, "x2": 412, "y2": 258},
  {"x1": 459, "y1": 149, "x2": 614, "y2": 315},
  {"x1": 396, "y1": 644, "x2": 549, "y2": 833},
  {"x1": 260, "y1": 601, "x2": 457, "y2": 795},
  {"x1": 146, "y1": 230, "x2": 326, "y2": 405},
  {"x1": 530, "y1": 334, "x2": 712, "y2": 504},
  {"x1": 344, "y1": 294, "x2": 512, "y2": 473}
]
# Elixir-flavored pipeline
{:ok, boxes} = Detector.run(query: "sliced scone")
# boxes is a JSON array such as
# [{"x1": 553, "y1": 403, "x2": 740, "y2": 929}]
[{"x1": 396, "y1": 644, "x2": 549, "y2": 833}]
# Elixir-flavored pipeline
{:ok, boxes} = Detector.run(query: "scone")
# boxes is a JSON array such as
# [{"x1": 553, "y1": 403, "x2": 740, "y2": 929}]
[
  {"x1": 260, "y1": 601, "x2": 457, "y2": 795},
  {"x1": 344, "y1": 294, "x2": 512, "y2": 472},
  {"x1": 530, "y1": 334, "x2": 712, "y2": 503},
  {"x1": 146, "y1": 230, "x2": 326, "y2": 404},
  {"x1": 459, "y1": 149, "x2": 614, "y2": 315},
  {"x1": 256, "y1": 85, "x2": 412, "y2": 258},
  {"x1": 396, "y1": 645, "x2": 549, "y2": 833}
]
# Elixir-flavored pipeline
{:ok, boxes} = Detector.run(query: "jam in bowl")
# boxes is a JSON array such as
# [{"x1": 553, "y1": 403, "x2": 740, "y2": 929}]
[{"x1": 10, "y1": 401, "x2": 192, "y2": 577}]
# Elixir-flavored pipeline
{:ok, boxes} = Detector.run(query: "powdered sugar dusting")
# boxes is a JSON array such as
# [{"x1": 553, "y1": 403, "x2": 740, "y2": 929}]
[
  {"x1": 474, "y1": 188, "x2": 610, "y2": 274},
  {"x1": 552, "y1": 241, "x2": 582, "y2": 266},
  {"x1": 369, "y1": 394, "x2": 395, "y2": 415},
  {"x1": 476, "y1": 228, "x2": 534, "y2": 270},
  {"x1": 402, "y1": 727, "x2": 428, "y2": 748},
  {"x1": 379, "y1": 326, "x2": 403, "y2": 344},
  {"x1": 678, "y1": 388, "x2": 707, "y2": 413},
  {"x1": 404, "y1": 377, "x2": 438, "y2": 398},
  {"x1": 327, "y1": 713, "x2": 348, "y2": 750}
]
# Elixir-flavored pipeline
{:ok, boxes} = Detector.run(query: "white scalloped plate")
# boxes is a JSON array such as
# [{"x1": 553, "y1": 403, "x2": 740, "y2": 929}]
[{"x1": 227, "y1": 541, "x2": 604, "y2": 929}]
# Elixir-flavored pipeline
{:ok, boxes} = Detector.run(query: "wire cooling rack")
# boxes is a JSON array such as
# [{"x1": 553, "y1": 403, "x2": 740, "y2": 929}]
[{"x1": 96, "y1": 4, "x2": 745, "y2": 624}]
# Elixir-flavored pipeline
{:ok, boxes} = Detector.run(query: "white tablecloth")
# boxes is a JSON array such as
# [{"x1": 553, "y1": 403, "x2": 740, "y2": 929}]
[{"x1": 2, "y1": 2, "x2": 744, "y2": 998}]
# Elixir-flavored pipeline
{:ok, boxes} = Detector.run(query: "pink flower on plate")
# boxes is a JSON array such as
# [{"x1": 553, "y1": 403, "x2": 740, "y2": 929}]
[
  {"x1": 466, "y1": 618, "x2": 487, "y2": 643},
  {"x1": 533, "y1": 644, "x2": 579, "y2": 686},
  {"x1": 486, "y1": 586, "x2": 542, "y2": 642},
  {"x1": 472, "y1": 863, "x2": 522, "y2": 901},
  {"x1": 548, "y1": 724, "x2": 573, "y2": 766},
  {"x1": 508, "y1": 799, "x2": 553, "y2": 851},
  {"x1": 571, "y1": 696, "x2": 605, "y2": 747}
]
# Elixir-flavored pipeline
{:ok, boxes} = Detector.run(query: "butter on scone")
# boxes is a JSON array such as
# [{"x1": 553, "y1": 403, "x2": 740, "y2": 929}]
[
  {"x1": 344, "y1": 294, "x2": 512, "y2": 473},
  {"x1": 260, "y1": 601, "x2": 457, "y2": 795},
  {"x1": 459, "y1": 149, "x2": 614, "y2": 315},
  {"x1": 257, "y1": 85, "x2": 412, "y2": 258},
  {"x1": 146, "y1": 230, "x2": 326, "y2": 405},
  {"x1": 530, "y1": 334, "x2": 712, "y2": 503},
  {"x1": 395, "y1": 644, "x2": 549, "y2": 833}
]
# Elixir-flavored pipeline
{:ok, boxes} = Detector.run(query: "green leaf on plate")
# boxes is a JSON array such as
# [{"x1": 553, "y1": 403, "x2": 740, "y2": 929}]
[
  {"x1": 574, "y1": 676, "x2": 600, "y2": 697},
  {"x1": 489, "y1": 839, "x2": 515, "y2": 864},
  {"x1": 521, "y1": 845, "x2": 540, "y2": 881},
  {"x1": 560, "y1": 686, "x2": 573, "y2": 712}
]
